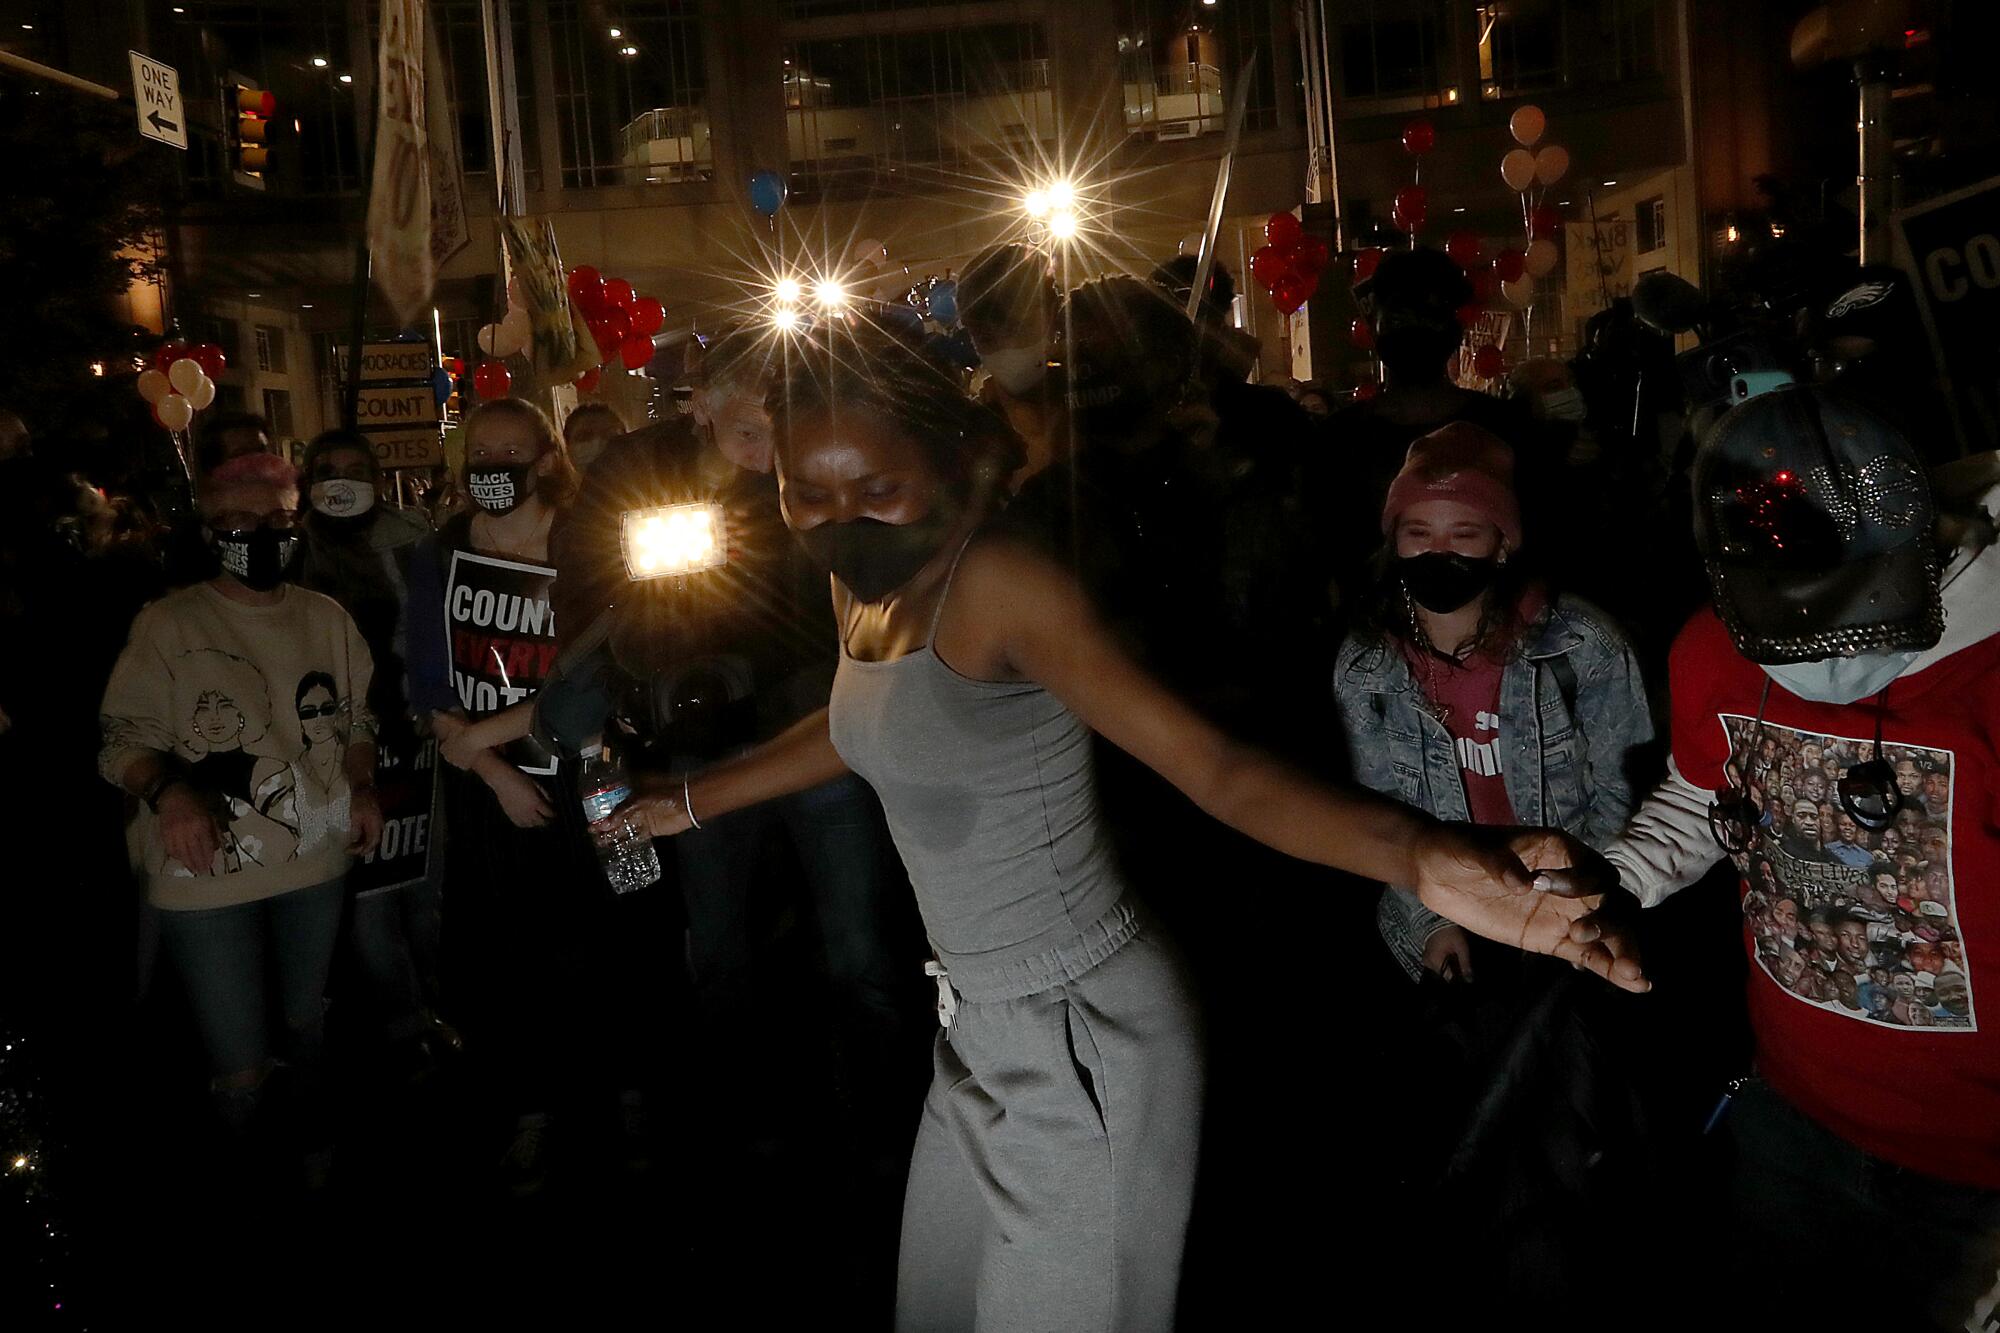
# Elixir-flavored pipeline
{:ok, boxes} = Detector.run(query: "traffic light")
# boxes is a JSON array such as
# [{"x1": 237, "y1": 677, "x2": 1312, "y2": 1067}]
[{"x1": 228, "y1": 75, "x2": 274, "y2": 189}]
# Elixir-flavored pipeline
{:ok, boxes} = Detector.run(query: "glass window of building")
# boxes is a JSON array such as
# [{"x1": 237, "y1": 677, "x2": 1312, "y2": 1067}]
[
  {"x1": 261, "y1": 387, "x2": 294, "y2": 441},
  {"x1": 783, "y1": 23, "x2": 1052, "y2": 200},
  {"x1": 1119, "y1": 0, "x2": 1280, "y2": 138},
  {"x1": 165, "y1": 2, "x2": 361, "y2": 197},
  {"x1": 254, "y1": 324, "x2": 287, "y2": 375},
  {"x1": 549, "y1": 0, "x2": 710, "y2": 189},
  {"x1": 434, "y1": 0, "x2": 544, "y2": 192},
  {"x1": 1477, "y1": 0, "x2": 1660, "y2": 99},
  {"x1": 1338, "y1": 0, "x2": 1453, "y2": 104}
]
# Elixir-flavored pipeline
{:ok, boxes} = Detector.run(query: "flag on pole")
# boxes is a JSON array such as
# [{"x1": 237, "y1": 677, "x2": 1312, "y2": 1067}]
[
  {"x1": 424, "y1": 12, "x2": 468, "y2": 273},
  {"x1": 367, "y1": 0, "x2": 435, "y2": 328}
]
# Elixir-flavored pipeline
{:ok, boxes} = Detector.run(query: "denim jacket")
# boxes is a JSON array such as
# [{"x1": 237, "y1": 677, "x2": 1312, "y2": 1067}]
[{"x1": 1333, "y1": 594, "x2": 1655, "y2": 979}]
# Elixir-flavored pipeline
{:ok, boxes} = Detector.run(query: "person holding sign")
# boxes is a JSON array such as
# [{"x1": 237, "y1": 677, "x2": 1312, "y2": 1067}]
[{"x1": 406, "y1": 400, "x2": 601, "y2": 1195}]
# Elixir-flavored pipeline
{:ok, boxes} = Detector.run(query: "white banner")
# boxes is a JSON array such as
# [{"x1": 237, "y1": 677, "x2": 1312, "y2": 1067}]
[{"x1": 366, "y1": 0, "x2": 435, "y2": 328}]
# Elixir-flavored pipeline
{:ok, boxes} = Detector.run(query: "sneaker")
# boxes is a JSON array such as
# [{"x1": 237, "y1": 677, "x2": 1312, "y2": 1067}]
[{"x1": 499, "y1": 1113, "x2": 553, "y2": 1198}]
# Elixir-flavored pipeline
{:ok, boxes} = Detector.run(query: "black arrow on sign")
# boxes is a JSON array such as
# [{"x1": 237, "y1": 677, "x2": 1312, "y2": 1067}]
[{"x1": 147, "y1": 109, "x2": 179, "y2": 135}]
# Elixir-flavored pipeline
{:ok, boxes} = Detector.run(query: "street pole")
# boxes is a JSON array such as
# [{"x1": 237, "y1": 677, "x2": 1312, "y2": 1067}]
[
  {"x1": 482, "y1": 0, "x2": 527, "y2": 218},
  {"x1": 1316, "y1": 0, "x2": 1343, "y2": 251},
  {"x1": 1856, "y1": 56, "x2": 1893, "y2": 265}
]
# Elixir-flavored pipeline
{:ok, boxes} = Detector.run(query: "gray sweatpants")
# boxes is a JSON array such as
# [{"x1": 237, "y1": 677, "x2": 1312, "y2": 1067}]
[{"x1": 895, "y1": 909, "x2": 1206, "y2": 1332}]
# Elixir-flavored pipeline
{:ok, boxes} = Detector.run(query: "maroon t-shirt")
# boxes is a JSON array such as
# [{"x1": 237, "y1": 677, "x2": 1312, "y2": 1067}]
[{"x1": 1401, "y1": 643, "x2": 1516, "y2": 826}]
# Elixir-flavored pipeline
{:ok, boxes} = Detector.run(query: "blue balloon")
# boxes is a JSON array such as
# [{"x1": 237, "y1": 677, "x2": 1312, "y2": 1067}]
[
  {"x1": 927, "y1": 280, "x2": 958, "y2": 326},
  {"x1": 431, "y1": 367, "x2": 453, "y2": 406},
  {"x1": 748, "y1": 170, "x2": 788, "y2": 217}
]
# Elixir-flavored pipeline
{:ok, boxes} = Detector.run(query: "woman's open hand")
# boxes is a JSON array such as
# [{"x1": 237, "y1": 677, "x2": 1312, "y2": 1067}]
[{"x1": 1412, "y1": 824, "x2": 1649, "y2": 993}]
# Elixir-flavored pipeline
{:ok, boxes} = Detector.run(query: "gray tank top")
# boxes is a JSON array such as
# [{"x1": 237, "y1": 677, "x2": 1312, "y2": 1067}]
[{"x1": 827, "y1": 547, "x2": 1126, "y2": 969}]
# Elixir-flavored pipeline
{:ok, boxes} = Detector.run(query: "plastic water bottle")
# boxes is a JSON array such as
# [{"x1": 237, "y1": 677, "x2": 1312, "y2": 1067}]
[{"x1": 578, "y1": 743, "x2": 662, "y2": 894}]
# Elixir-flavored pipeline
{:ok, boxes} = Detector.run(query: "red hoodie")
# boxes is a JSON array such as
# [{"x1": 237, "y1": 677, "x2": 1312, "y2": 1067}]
[{"x1": 1670, "y1": 607, "x2": 2000, "y2": 1187}]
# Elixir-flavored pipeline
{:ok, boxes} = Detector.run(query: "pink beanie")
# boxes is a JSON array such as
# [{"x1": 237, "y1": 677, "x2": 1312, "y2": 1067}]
[{"x1": 1380, "y1": 421, "x2": 1522, "y2": 549}]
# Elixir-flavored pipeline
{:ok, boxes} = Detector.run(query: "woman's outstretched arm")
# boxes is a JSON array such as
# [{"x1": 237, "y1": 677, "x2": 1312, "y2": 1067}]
[
  {"x1": 623, "y1": 706, "x2": 849, "y2": 836},
  {"x1": 956, "y1": 536, "x2": 1647, "y2": 992}
]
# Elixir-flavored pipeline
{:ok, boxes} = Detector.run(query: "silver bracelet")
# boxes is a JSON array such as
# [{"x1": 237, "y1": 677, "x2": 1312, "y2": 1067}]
[{"x1": 682, "y1": 775, "x2": 703, "y2": 831}]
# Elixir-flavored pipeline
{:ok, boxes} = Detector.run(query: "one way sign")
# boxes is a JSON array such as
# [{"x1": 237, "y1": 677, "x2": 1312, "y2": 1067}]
[{"x1": 128, "y1": 51, "x2": 187, "y2": 151}]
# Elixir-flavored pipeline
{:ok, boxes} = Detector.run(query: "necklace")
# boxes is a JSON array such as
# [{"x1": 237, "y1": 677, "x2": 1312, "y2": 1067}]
[{"x1": 1402, "y1": 587, "x2": 1458, "y2": 726}]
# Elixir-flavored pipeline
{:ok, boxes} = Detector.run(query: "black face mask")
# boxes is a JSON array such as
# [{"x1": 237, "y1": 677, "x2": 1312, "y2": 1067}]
[
  {"x1": 795, "y1": 510, "x2": 957, "y2": 605},
  {"x1": 212, "y1": 526, "x2": 299, "y2": 592},
  {"x1": 1397, "y1": 551, "x2": 1500, "y2": 615},
  {"x1": 468, "y1": 465, "x2": 535, "y2": 515}
]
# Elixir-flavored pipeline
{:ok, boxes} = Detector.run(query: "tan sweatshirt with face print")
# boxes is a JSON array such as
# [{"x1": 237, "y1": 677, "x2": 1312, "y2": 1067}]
[{"x1": 99, "y1": 583, "x2": 376, "y2": 909}]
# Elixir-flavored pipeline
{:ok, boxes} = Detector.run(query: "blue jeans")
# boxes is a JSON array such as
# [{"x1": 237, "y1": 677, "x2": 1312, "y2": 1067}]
[
  {"x1": 156, "y1": 879, "x2": 344, "y2": 1131},
  {"x1": 677, "y1": 773, "x2": 911, "y2": 1128}
]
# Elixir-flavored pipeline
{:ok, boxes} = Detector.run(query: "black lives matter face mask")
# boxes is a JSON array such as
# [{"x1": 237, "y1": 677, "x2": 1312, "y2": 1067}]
[
  {"x1": 467, "y1": 465, "x2": 536, "y2": 515},
  {"x1": 212, "y1": 526, "x2": 300, "y2": 592}
]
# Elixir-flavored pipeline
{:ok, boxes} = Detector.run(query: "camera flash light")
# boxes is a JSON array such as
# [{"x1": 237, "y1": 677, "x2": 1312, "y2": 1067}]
[{"x1": 622, "y1": 503, "x2": 727, "y2": 579}]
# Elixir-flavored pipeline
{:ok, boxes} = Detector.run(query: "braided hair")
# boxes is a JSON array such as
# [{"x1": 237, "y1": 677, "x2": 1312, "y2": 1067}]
[{"x1": 770, "y1": 320, "x2": 1024, "y2": 496}]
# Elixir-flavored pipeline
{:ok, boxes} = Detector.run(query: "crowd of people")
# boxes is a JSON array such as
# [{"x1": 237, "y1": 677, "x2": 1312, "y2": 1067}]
[{"x1": 1, "y1": 236, "x2": 1996, "y2": 1329}]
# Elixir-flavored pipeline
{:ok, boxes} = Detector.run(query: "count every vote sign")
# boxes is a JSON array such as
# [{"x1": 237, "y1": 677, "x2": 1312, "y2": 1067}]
[{"x1": 443, "y1": 548, "x2": 560, "y2": 776}]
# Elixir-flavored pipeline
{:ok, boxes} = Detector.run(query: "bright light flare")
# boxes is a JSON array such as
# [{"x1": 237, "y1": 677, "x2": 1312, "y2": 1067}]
[
  {"x1": 1022, "y1": 189, "x2": 1049, "y2": 218},
  {"x1": 773, "y1": 276, "x2": 803, "y2": 306},
  {"x1": 813, "y1": 278, "x2": 848, "y2": 309},
  {"x1": 1047, "y1": 210, "x2": 1080, "y2": 241},
  {"x1": 622, "y1": 504, "x2": 727, "y2": 580},
  {"x1": 1045, "y1": 178, "x2": 1076, "y2": 210},
  {"x1": 772, "y1": 306, "x2": 803, "y2": 333}
]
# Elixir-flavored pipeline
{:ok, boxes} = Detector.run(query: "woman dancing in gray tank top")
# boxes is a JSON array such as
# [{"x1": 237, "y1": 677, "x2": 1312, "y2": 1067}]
[{"x1": 618, "y1": 330, "x2": 1646, "y2": 1331}]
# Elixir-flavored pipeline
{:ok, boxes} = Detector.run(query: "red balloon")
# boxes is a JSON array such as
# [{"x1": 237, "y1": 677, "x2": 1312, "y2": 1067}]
[
  {"x1": 597, "y1": 307, "x2": 632, "y2": 344},
  {"x1": 154, "y1": 341, "x2": 189, "y2": 371},
  {"x1": 1472, "y1": 345, "x2": 1505, "y2": 378},
  {"x1": 1401, "y1": 118, "x2": 1437, "y2": 156},
  {"x1": 1492, "y1": 249, "x2": 1526, "y2": 283},
  {"x1": 1286, "y1": 235, "x2": 1332, "y2": 276},
  {"x1": 191, "y1": 343, "x2": 227, "y2": 377},
  {"x1": 602, "y1": 278, "x2": 635, "y2": 311},
  {"x1": 1352, "y1": 247, "x2": 1386, "y2": 285},
  {"x1": 629, "y1": 297, "x2": 665, "y2": 337},
  {"x1": 1348, "y1": 317, "x2": 1375, "y2": 351},
  {"x1": 1444, "y1": 229, "x2": 1482, "y2": 269},
  {"x1": 1249, "y1": 244, "x2": 1294, "y2": 290},
  {"x1": 1264, "y1": 212, "x2": 1303, "y2": 248},
  {"x1": 1392, "y1": 185, "x2": 1428, "y2": 233},
  {"x1": 576, "y1": 366, "x2": 603, "y2": 393},
  {"x1": 568, "y1": 266, "x2": 605, "y2": 316},
  {"x1": 1529, "y1": 203, "x2": 1563, "y2": 240},
  {"x1": 1352, "y1": 380, "x2": 1380, "y2": 403},
  {"x1": 473, "y1": 360, "x2": 511, "y2": 399},
  {"x1": 1456, "y1": 303, "x2": 1483, "y2": 329},
  {"x1": 1270, "y1": 273, "x2": 1309, "y2": 316},
  {"x1": 618, "y1": 333, "x2": 656, "y2": 371}
]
